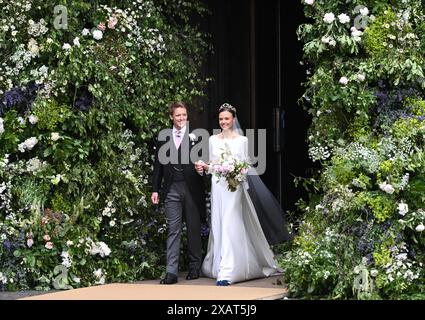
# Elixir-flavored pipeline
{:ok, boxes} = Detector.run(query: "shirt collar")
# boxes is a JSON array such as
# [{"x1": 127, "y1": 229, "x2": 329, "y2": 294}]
[{"x1": 173, "y1": 125, "x2": 186, "y2": 135}]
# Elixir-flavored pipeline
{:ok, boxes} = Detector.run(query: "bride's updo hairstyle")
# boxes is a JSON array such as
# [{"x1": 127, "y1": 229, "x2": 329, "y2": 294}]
[{"x1": 218, "y1": 103, "x2": 237, "y2": 117}]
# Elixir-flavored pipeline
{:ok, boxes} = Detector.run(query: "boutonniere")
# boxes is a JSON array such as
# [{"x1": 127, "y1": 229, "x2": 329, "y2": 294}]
[{"x1": 188, "y1": 133, "x2": 197, "y2": 145}]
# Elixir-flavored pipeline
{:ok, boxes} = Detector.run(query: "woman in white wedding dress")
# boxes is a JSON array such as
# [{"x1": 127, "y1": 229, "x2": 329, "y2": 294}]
[{"x1": 196, "y1": 103, "x2": 282, "y2": 286}]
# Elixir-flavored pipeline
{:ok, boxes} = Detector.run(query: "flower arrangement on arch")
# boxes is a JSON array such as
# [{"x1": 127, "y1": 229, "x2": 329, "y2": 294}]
[{"x1": 209, "y1": 143, "x2": 250, "y2": 192}]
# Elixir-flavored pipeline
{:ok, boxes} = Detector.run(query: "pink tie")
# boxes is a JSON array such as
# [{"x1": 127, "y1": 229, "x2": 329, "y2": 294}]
[{"x1": 175, "y1": 130, "x2": 181, "y2": 149}]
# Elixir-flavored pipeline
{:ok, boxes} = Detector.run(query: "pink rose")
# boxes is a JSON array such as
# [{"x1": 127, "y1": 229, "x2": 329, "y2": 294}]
[
  {"x1": 45, "y1": 242, "x2": 53, "y2": 249},
  {"x1": 108, "y1": 15, "x2": 118, "y2": 29},
  {"x1": 43, "y1": 234, "x2": 51, "y2": 241},
  {"x1": 97, "y1": 22, "x2": 106, "y2": 31}
]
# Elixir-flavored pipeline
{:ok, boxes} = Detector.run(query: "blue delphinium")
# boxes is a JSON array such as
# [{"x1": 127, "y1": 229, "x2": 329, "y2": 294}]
[{"x1": 0, "y1": 82, "x2": 42, "y2": 116}]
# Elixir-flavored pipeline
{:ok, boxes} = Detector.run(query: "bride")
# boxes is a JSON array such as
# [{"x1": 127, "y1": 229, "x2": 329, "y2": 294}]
[{"x1": 196, "y1": 103, "x2": 283, "y2": 286}]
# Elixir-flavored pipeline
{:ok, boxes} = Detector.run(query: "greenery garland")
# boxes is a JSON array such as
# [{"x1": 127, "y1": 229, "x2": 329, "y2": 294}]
[
  {"x1": 280, "y1": 0, "x2": 425, "y2": 299},
  {"x1": 0, "y1": 0, "x2": 209, "y2": 290}
]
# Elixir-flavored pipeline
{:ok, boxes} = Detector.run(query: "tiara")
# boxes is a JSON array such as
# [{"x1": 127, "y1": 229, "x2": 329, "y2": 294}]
[{"x1": 218, "y1": 103, "x2": 237, "y2": 113}]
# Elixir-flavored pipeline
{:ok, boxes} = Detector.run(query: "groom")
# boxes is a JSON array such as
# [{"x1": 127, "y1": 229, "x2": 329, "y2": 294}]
[{"x1": 151, "y1": 101, "x2": 206, "y2": 284}]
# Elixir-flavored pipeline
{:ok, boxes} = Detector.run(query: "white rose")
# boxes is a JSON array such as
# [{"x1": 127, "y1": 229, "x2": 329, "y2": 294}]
[
  {"x1": 415, "y1": 224, "x2": 425, "y2": 232},
  {"x1": 92, "y1": 29, "x2": 103, "y2": 40},
  {"x1": 82, "y1": 28, "x2": 90, "y2": 36},
  {"x1": 304, "y1": 0, "x2": 315, "y2": 4},
  {"x1": 62, "y1": 43, "x2": 71, "y2": 50},
  {"x1": 397, "y1": 202, "x2": 408, "y2": 216},
  {"x1": 323, "y1": 13, "x2": 335, "y2": 24},
  {"x1": 51, "y1": 132, "x2": 60, "y2": 141},
  {"x1": 339, "y1": 76, "x2": 349, "y2": 85},
  {"x1": 379, "y1": 182, "x2": 395, "y2": 194},
  {"x1": 28, "y1": 115, "x2": 38, "y2": 124},
  {"x1": 338, "y1": 13, "x2": 350, "y2": 24},
  {"x1": 188, "y1": 133, "x2": 197, "y2": 141},
  {"x1": 370, "y1": 269, "x2": 378, "y2": 277},
  {"x1": 357, "y1": 74, "x2": 366, "y2": 81},
  {"x1": 73, "y1": 37, "x2": 80, "y2": 46}
]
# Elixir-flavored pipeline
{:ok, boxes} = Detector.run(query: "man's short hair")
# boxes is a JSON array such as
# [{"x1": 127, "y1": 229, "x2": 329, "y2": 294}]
[{"x1": 168, "y1": 102, "x2": 187, "y2": 116}]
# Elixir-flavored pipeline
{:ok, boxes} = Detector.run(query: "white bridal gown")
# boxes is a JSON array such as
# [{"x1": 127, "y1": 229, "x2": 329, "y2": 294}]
[{"x1": 201, "y1": 135, "x2": 282, "y2": 283}]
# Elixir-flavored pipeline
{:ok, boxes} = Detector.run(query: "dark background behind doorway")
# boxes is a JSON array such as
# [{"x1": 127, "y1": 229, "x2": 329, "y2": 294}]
[{"x1": 193, "y1": 0, "x2": 312, "y2": 214}]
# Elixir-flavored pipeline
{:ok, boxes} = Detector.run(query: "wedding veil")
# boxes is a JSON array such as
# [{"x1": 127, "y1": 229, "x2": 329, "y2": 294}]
[{"x1": 233, "y1": 116, "x2": 292, "y2": 245}]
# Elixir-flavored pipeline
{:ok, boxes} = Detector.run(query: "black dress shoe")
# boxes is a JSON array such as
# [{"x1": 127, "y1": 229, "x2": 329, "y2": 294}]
[
  {"x1": 186, "y1": 269, "x2": 200, "y2": 280},
  {"x1": 160, "y1": 273, "x2": 178, "y2": 284}
]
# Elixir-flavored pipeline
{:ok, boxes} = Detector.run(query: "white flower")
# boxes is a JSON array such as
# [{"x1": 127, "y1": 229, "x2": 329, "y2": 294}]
[
  {"x1": 45, "y1": 242, "x2": 53, "y2": 249},
  {"x1": 51, "y1": 132, "x2": 60, "y2": 141},
  {"x1": 96, "y1": 276, "x2": 105, "y2": 285},
  {"x1": 0, "y1": 117, "x2": 4, "y2": 135},
  {"x1": 188, "y1": 133, "x2": 197, "y2": 141},
  {"x1": 109, "y1": 220, "x2": 116, "y2": 227},
  {"x1": 415, "y1": 224, "x2": 425, "y2": 232},
  {"x1": 62, "y1": 43, "x2": 72, "y2": 50},
  {"x1": 93, "y1": 268, "x2": 103, "y2": 278},
  {"x1": 27, "y1": 238, "x2": 34, "y2": 248},
  {"x1": 17, "y1": 117, "x2": 25, "y2": 125},
  {"x1": 82, "y1": 28, "x2": 90, "y2": 36},
  {"x1": 339, "y1": 77, "x2": 349, "y2": 85},
  {"x1": 97, "y1": 241, "x2": 111, "y2": 257},
  {"x1": 321, "y1": 36, "x2": 335, "y2": 46},
  {"x1": 66, "y1": 240, "x2": 74, "y2": 246},
  {"x1": 397, "y1": 202, "x2": 408, "y2": 216},
  {"x1": 92, "y1": 30, "x2": 103, "y2": 40},
  {"x1": 28, "y1": 115, "x2": 38, "y2": 124},
  {"x1": 359, "y1": 7, "x2": 369, "y2": 16},
  {"x1": 370, "y1": 269, "x2": 378, "y2": 277},
  {"x1": 323, "y1": 13, "x2": 335, "y2": 24},
  {"x1": 73, "y1": 277, "x2": 81, "y2": 283},
  {"x1": 304, "y1": 0, "x2": 315, "y2": 4},
  {"x1": 18, "y1": 137, "x2": 38, "y2": 152},
  {"x1": 351, "y1": 27, "x2": 363, "y2": 41},
  {"x1": 73, "y1": 37, "x2": 80, "y2": 46},
  {"x1": 379, "y1": 182, "x2": 395, "y2": 194},
  {"x1": 338, "y1": 13, "x2": 350, "y2": 24},
  {"x1": 357, "y1": 74, "x2": 366, "y2": 81}
]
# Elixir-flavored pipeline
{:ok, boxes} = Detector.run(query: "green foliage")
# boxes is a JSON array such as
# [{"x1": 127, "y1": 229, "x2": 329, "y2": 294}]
[
  {"x1": 0, "y1": 0, "x2": 209, "y2": 290},
  {"x1": 280, "y1": 0, "x2": 425, "y2": 299},
  {"x1": 363, "y1": 8, "x2": 397, "y2": 56}
]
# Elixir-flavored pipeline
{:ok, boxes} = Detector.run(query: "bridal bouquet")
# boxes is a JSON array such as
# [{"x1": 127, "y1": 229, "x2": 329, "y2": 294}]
[{"x1": 209, "y1": 144, "x2": 250, "y2": 192}]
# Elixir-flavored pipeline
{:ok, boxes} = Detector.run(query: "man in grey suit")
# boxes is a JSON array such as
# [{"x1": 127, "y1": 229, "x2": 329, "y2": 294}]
[{"x1": 151, "y1": 102, "x2": 206, "y2": 284}]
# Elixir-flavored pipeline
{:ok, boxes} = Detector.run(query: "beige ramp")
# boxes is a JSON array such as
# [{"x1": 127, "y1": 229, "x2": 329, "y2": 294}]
[{"x1": 20, "y1": 283, "x2": 286, "y2": 300}]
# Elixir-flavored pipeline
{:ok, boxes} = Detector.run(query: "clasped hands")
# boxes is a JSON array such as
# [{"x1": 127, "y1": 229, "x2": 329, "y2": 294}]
[{"x1": 195, "y1": 160, "x2": 208, "y2": 175}]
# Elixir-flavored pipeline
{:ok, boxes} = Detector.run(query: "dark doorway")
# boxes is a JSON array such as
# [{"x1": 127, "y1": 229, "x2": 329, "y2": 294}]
[{"x1": 202, "y1": 0, "x2": 312, "y2": 213}]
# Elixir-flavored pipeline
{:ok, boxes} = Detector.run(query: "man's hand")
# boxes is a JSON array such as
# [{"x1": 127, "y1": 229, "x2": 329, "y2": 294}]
[
  {"x1": 151, "y1": 192, "x2": 160, "y2": 204},
  {"x1": 195, "y1": 160, "x2": 204, "y2": 175}
]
